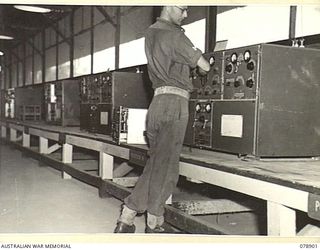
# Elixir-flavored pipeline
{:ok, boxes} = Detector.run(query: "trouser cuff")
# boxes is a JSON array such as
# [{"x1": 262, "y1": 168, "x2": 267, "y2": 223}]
[
  {"x1": 119, "y1": 205, "x2": 137, "y2": 225},
  {"x1": 147, "y1": 213, "x2": 164, "y2": 229}
]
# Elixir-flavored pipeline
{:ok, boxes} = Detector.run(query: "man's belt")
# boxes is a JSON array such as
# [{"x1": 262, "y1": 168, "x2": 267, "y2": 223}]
[{"x1": 154, "y1": 86, "x2": 190, "y2": 99}]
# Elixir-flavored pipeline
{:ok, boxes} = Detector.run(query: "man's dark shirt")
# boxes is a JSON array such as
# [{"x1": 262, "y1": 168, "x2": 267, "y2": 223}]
[{"x1": 144, "y1": 18, "x2": 202, "y2": 92}]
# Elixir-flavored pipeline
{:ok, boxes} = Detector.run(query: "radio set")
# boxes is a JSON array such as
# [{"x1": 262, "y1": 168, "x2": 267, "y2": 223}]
[
  {"x1": 112, "y1": 106, "x2": 148, "y2": 145},
  {"x1": 1, "y1": 88, "x2": 15, "y2": 119},
  {"x1": 44, "y1": 80, "x2": 80, "y2": 126},
  {"x1": 185, "y1": 44, "x2": 320, "y2": 157},
  {"x1": 15, "y1": 85, "x2": 43, "y2": 122},
  {"x1": 80, "y1": 71, "x2": 152, "y2": 135}
]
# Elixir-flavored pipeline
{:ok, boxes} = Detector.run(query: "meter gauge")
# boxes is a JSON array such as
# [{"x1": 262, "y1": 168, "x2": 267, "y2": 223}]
[
  {"x1": 230, "y1": 53, "x2": 238, "y2": 64},
  {"x1": 195, "y1": 103, "x2": 201, "y2": 113},
  {"x1": 209, "y1": 56, "x2": 215, "y2": 66},
  {"x1": 244, "y1": 50, "x2": 251, "y2": 62},
  {"x1": 205, "y1": 103, "x2": 211, "y2": 113},
  {"x1": 225, "y1": 63, "x2": 234, "y2": 74}
]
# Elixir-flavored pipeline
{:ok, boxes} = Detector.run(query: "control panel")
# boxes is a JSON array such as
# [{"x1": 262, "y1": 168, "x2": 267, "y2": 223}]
[
  {"x1": 223, "y1": 46, "x2": 259, "y2": 100},
  {"x1": 188, "y1": 100, "x2": 213, "y2": 148},
  {"x1": 80, "y1": 72, "x2": 113, "y2": 104},
  {"x1": 191, "y1": 51, "x2": 224, "y2": 100}
]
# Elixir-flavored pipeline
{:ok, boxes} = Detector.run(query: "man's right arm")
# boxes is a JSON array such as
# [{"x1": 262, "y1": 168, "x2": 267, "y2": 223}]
[
  {"x1": 196, "y1": 55, "x2": 210, "y2": 76},
  {"x1": 197, "y1": 55, "x2": 210, "y2": 72}
]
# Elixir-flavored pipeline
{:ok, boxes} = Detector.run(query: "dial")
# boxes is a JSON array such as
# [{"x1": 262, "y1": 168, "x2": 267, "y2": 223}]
[
  {"x1": 195, "y1": 103, "x2": 201, "y2": 112},
  {"x1": 205, "y1": 103, "x2": 211, "y2": 113},
  {"x1": 209, "y1": 56, "x2": 215, "y2": 66},
  {"x1": 244, "y1": 50, "x2": 251, "y2": 62},
  {"x1": 225, "y1": 63, "x2": 234, "y2": 74},
  {"x1": 247, "y1": 60, "x2": 255, "y2": 71},
  {"x1": 246, "y1": 78, "x2": 254, "y2": 88},
  {"x1": 230, "y1": 53, "x2": 238, "y2": 64}
]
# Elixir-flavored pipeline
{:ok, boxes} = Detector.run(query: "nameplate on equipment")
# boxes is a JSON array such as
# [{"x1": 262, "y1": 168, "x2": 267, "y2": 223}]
[
  {"x1": 129, "y1": 148, "x2": 148, "y2": 167},
  {"x1": 308, "y1": 193, "x2": 320, "y2": 220}
]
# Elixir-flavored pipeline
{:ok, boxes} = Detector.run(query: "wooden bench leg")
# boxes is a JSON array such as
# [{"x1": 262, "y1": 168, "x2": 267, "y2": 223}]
[{"x1": 267, "y1": 201, "x2": 296, "y2": 236}]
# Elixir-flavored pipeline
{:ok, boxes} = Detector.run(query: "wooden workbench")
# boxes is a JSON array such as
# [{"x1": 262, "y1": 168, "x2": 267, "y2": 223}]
[{"x1": 1, "y1": 119, "x2": 320, "y2": 236}]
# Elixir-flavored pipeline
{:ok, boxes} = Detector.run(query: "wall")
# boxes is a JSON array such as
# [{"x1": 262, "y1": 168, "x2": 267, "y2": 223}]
[{"x1": 1, "y1": 5, "x2": 320, "y2": 89}]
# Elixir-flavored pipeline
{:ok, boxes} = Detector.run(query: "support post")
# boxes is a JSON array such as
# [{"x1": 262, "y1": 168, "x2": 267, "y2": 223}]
[
  {"x1": 99, "y1": 152, "x2": 114, "y2": 180},
  {"x1": 39, "y1": 137, "x2": 49, "y2": 154},
  {"x1": 10, "y1": 128, "x2": 17, "y2": 142},
  {"x1": 1, "y1": 126, "x2": 6, "y2": 138},
  {"x1": 267, "y1": 201, "x2": 296, "y2": 236},
  {"x1": 22, "y1": 132, "x2": 30, "y2": 147},
  {"x1": 62, "y1": 143, "x2": 73, "y2": 179}
]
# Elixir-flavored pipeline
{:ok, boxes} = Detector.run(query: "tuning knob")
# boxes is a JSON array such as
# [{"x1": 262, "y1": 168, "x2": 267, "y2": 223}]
[
  {"x1": 247, "y1": 60, "x2": 255, "y2": 71},
  {"x1": 234, "y1": 80, "x2": 240, "y2": 88},
  {"x1": 225, "y1": 63, "x2": 233, "y2": 74},
  {"x1": 246, "y1": 78, "x2": 254, "y2": 88}
]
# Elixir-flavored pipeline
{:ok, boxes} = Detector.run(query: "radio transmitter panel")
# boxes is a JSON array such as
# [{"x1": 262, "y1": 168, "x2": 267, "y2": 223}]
[
  {"x1": 15, "y1": 85, "x2": 44, "y2": 121},
  {"x1": 190, "y1": 51, "x2": 224, "y2": 100},
  {"x1": 1, "y1": 88, "x2": 16, "y2": 119},
  {"x1": 184, "y1": 100, "x2": 213, "y2": 148},
  {"x1": 112, "y1": 106, "x2": 148, "y2": 145},
  {"x1": 44, "y1": 79, "x2": 80, "y2": 126},
  {"x1": 80, "y1": 71, "x2": 152, "y2": 135},
  {"x1": 185, "y1": 44, "x2": 320, "y2": 157}
]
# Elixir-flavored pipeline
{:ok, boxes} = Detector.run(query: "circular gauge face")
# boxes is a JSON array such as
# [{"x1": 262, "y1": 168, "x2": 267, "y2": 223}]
[
  {"x1": 205, "y1": 103, "x2": 211, "y2": 113},
  {"x1": 94, "y1": 77, "x2": 98, "y2": 82},
  {"x1": 244, "y1": 50, "x2": 251, "y2": 62},
  {"x1": 106, "y1": 76, "x2": 111, "y2": 81},
  {"x1": 195, "y1": 103, "x2": 201, "y2": 112},
  {"x1": 231, "y1": 53, "x2": 238, "y2": 64},
  {"x1": 225, "y1": 63, "x2": 234, "y2": 74},
  {"x1": 209, "y1": 56, "x2": 215, "y2": 66}
]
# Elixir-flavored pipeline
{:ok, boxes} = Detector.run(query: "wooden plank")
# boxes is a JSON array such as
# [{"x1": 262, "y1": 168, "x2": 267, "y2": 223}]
[
  {"x1": 267, "y1": 201, "x2": 296, "y2": 236},
  {"x1": 179, "y1": 161, "x2": 309, "y2": 213},
  {"x1": 47, "y1": 143, "x2": 61, "y2": 154},
  {"x1": 66, "y1": 135, "x2": 130, "y2": 159},
  {"x1": 8, "y1": 123, "x2": 24, "y2": 131},
  {"x1": 165, "y1": 205, "x2": 228, "y2": 235},
  {"x1": 17, "y1": 144, "x2": 100, "y2": 188},
  {"x1": 181, "y1": 147, "x2": 320, "y2": 194},
  {"x1": 113, "y1": 177, "x2": 138, "y2": 187},
  {"x1": 113, "y1": 162, "x2": 134, "y2": 178},
  {"x1": 1, "y1": 126, "x2": 6, "y2": 138},
  {"x1": 297, "y1": 224, "x2": 320, "y2": 236},
  {"x1": 22, "y1": 133, "x2": 30, "y2": 147},
  {"x1": 29, "y1": 128, "x2": 59, "y2": 141},
  {"x1": 99, "y1": 152, "x2": 113, "y2": 180},
  {"x1": 172, "y1": 199, "x2": 254, "y2": 215},
  {"x1": 62, "y1": 143, "x2": 73, "y2": 179},
  {"x1": 10, "y1": 128, "x2": 18, "y2": 142},
  {"x1": 39, "y1": 137, "x2": 49, "y2": 154}
]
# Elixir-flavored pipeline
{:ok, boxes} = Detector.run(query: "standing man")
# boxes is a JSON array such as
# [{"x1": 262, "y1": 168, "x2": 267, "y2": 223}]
[{"x1": 114, "y1": 6, "x2": 210, "y2": 233}]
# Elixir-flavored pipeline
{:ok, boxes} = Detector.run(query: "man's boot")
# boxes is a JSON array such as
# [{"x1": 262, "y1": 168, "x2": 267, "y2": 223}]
[
  {"x1": 145, "y1": 213, "x2": 166, "y2": 233},
  {"x1": 114, "y1": 205, "x2": 137, "y2": 233}
]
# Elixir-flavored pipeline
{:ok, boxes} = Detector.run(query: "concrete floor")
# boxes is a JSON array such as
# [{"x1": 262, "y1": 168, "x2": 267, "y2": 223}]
[{"x1": 0, "y1": 143, "x2": 146, "y2": 233}]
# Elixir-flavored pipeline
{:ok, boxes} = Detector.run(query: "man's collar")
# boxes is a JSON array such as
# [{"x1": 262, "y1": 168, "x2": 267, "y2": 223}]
[{"x1": 156, "y1": 17, "x2": 185, "y2": 32}]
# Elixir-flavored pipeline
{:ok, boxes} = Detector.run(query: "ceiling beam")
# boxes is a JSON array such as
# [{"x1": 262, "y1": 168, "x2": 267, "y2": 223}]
[
  {"x1": 26, "y1": 40, "x2": 43, "y2": 57},
  {"x1": 96, "y1": 6, "x2": 117, "y2": 28},
  {"x1": 43, "y1": 16, "x2": 71, "y2": 46}
]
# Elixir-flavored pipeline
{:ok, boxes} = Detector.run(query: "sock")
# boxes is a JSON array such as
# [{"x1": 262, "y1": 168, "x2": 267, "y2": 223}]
[
  {"x1": 147, "y1": 213, "x2": 164, "y2": 229},
  {"x1": 119, "y1": 205, "x2": 137, "y2": 225}
]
